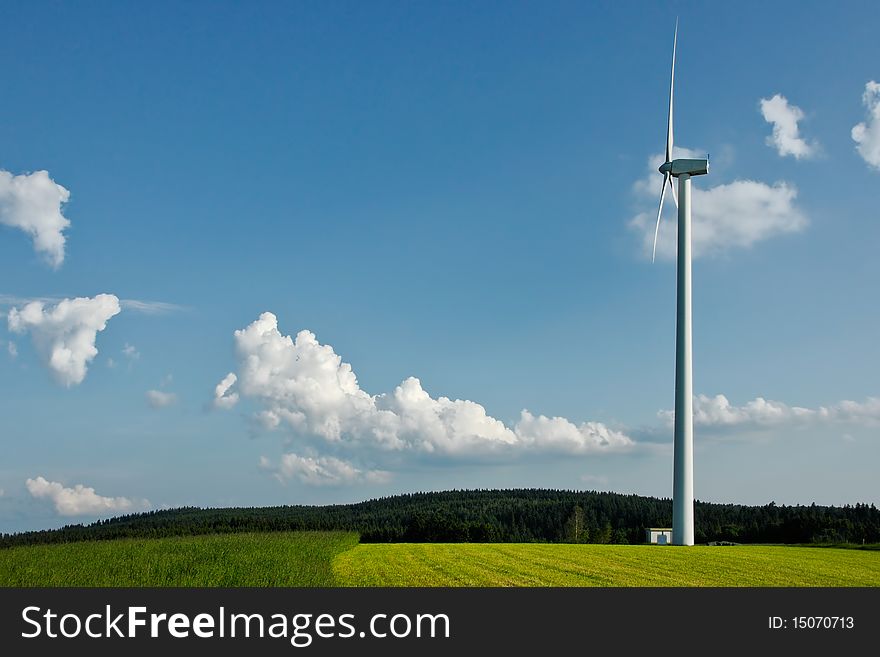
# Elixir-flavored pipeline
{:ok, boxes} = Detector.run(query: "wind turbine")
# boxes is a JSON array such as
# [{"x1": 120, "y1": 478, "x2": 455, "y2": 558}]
[{"x1": 653, "y1": 21, "x2": 708, "y2": 547}]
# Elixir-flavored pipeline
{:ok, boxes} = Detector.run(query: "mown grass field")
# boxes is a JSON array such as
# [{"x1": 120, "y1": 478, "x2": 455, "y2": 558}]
[
  {"x1": 2, "y1": 533, "x2": 879, "y2": 586},
  {"x1": 0, "y1": 531, "x2": 358, "y2": 587},
  {"x1": 333, "y1": 543, "x2": 880, "y2": 587}
]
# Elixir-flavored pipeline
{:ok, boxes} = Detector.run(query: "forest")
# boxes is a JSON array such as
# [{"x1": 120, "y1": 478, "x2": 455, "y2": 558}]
[{"x1": 2, "y1": 488, "x2": 878, "y2": 549}]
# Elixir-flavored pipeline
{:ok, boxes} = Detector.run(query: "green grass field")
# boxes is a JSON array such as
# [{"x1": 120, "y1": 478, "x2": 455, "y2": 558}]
[
  {"x1": 0, "y1": 531, "x2": 358, "y2": 587},
  {"x1": 2, "y1": 534, "x2": 879, "y2": 586},
  {"x1": 333, "y1": 543, "x2": 880, "y2": 587}
]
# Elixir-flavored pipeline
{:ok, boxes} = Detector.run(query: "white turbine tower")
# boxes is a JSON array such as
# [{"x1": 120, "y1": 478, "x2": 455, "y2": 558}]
[{"x1": 653, "y1": 21, "x2": 708, "y2": 547}]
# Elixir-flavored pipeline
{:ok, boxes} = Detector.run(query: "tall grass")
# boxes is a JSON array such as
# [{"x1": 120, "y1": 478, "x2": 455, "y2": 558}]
[{"x1": 0, "y1": 531, "x2": 358, "y2": 587}]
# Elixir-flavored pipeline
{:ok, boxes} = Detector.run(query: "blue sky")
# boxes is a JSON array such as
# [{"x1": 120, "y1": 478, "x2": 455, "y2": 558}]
[{"x1": 1, "y1": 1, "x2": 878, "y2": 532}]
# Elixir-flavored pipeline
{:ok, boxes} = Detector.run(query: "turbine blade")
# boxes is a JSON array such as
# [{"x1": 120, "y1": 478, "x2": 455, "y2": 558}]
[
  {"x1": 665, "y1": 19, "x2": 677, "y2": 164},
  {"x1": 669, "y1": 174, "x2": 678, "y2": 208},
  {"x1": 652, "y1": 172, "x2": 670, "y2": 263}
]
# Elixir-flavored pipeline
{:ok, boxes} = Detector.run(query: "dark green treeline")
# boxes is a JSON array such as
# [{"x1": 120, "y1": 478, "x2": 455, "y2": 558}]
[{"x1": 2, "y1": 489, "x2": 878, "y2": 549}]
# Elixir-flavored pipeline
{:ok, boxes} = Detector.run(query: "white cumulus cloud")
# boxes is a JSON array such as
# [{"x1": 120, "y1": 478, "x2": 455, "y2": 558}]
[
  {"x1": 0, "y1": 170, "x2": 71, "y2": 268},
  {"x1": 260, "y1": 454, "x2": 391, "y2": 486},
  {"x1": 218, "y1": 312, "x2": 633, "y2": 484},
  {"x1": 514, "y1": 410, "x2": 633, "y2": 454},
  {"x1": 214, "y1": 372, "x2": 239, "y2": 409},
  {"x1": 25, "y1": 476, "x2": 149, "y2": 517},
  {"x1": 659, "y1": 394, "x2": 880, "y2": 430},
  {"x1": 7, "y1": 294, "x2": 121, "y2": 386},
  {"x1": 852, "y1": 80, "x2": 880, "y2": 170},
  {"x1": 629, "y1": 150, "x2": 807, "y2": 260},
  {"x1": 821, "y1": 397, "x2": 880, "y2": 424},
  {"x1": 760, "y1": 94, "x2": 818, "y2": 159},
  {"x1": 146, "y1": 389, "x2": 177, "y2": 409}
]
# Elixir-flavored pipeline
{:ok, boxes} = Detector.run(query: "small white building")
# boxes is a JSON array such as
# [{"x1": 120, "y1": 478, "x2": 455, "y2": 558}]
[{"x1": 646, "y1": 528, "x2": 673, "y2": 545}]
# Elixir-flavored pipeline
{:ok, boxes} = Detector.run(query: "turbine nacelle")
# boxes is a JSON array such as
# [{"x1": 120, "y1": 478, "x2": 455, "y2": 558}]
[{"x1": 658, "y1": 158, "x2": 709, "y2": 177}]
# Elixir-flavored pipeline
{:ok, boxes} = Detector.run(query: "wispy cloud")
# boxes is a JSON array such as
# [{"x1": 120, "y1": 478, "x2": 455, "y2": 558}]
[
  {"x1": 0, "y1": 294, "x2": 59, "y2": 307},
  {"x1": 580, "y1": 474, "x2": 610, "y2": 487},
  {"x1": 122, "y1": 343, "x2": 140, "y2": 361},
  {"x1": 852, "y1": 80, "x2": 880, "y2": 170},
  {"x1": 759, "y1": 94, "x2": 818, "y2": 159},
  {"x1": 119, "y1": 299, "x2": 187, "y2": 315},
  {"x1": 146, "y1": 389, "x2": 177, "y2": 409},
  {"x1": 1, "y1": 295, "x2": 184, "y2": 315}
]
